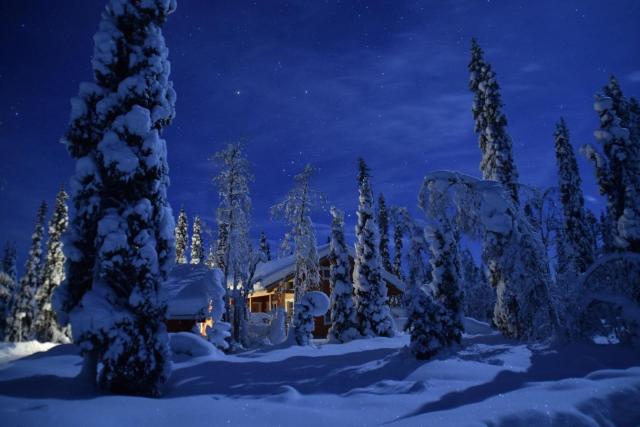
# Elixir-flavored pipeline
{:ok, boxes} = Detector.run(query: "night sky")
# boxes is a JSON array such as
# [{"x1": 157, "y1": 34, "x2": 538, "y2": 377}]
[{"x1": 1, "y1": 1, "x2": 639, "y2": 266}]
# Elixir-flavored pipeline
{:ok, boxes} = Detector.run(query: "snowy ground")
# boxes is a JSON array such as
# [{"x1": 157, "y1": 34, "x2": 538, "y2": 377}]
[{"x1": 1, "y1": 319, "x2": 639, "y2": 427}]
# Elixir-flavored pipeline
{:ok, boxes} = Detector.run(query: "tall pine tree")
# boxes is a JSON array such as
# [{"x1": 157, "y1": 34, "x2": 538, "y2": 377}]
[
  {"x1": 6, "y1": 202, "x2": 47, "y2": 342},
  {"x1": 352, "y1": 159, "x2": 394, "y2": 337},
  {"x1": 175, "y1": 208, "x2": 189, "y2": 264},
  {"x1": 469, "y1": 38, "x2": 520, "y2": 205},
  {"x1": 190, "y1": 216, "x2": 204, "y2": 265},
  {"x1": 1, "y1": 241, "x2": 18, "y2": 284},
  {"x1": 34, "y1": 187, "x2": 71, "y2": 343},
  {"x1": 54, "y1": 0, "x2": 177, "y2": 396},
  {"x1": 583, "y1": 82, "x2": 640, "y2": 253},
  {"x1": 553, "y1": 118, "x2": 595, "y2": 273},
  {"x1": 377, "y1": 193, "x2": 393, "y2": 273},
  {"x1": 327, "y1": 207, "x2": 359, "y2": 343},
  {"x1": 259, "y1": 231, "x2": 271, "y2": 262},
  {"x1": 425, "y1": 220, "x2": 464, "y2": 346}
]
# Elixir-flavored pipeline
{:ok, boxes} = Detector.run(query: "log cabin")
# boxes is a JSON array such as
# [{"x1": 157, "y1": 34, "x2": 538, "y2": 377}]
[{"x1": 249, "y1": 243, "x2": 405, "y2": 338}]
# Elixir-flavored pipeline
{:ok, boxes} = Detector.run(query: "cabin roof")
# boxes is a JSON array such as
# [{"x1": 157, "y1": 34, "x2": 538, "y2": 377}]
[
  {"x1": 164, "y1": 264, "x2": 216, "y2": 319},
  {"x1": 252, "y1": 243, "x2": 405, "y2": 292}
]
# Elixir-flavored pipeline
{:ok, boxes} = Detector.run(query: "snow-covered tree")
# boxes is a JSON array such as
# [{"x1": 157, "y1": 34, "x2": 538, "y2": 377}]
[
  {"x1": 54, "y1": 0, "x2": 177, "y2": 396},
  {"x1": 205, "y1": 244, "x2": 216, "y2": 269},
  {"x1": 554, "y1": 118, "x2": 595, "y2": 274},
  {"x1": 377, "y1": 194, "x2": 393, "y2": 273},
  {"x1": 352, "y1": 159, "x2": 394, "y2": 337},
  {"x1": 6, "y1": 202, "x2": 47, "y2": 342},
  {"x1": 404, "y1": 224, "x2": 447, "y2": 360},
  {"x1": 268, "y1": 307, "x2": 286, "y2": 345},
  {"x1": 406, "y1": 283, "x2": 446, "y2": 360},
  {"x1": 403, "y1": 221, "x2": 430, "y2": 333},
  {"x1": 175, "y1": 208, "x2": 189, "y2": 264},
  {"x1": 425, "y1": 220, "x2": 464, "y2": 346},
  {"x1": 204, "y1": 268, "x2": 231, "y2": 350},
  {"x1": 259, "y1": 231, "x2": 271, "y2": 262},
  {"x1": 584, "y1": 210, "x2": 600, "y2": 256},
  {"x1": 190, "y1": 216, "x2": 204, "y2": 265},
  {"x1": 34, "y1": 187, "x2": 70, "y2": 343},
  {"x1": 292, "y1": 291, "x2": 329, "y2": 346},
  {"x1": 213, "y1": 222, "x2": 228, "y2": 270},
  {"x1": 420, "y1": 171, "x2": 556, "y2": 340},
  {"x1": 278, "y1": 232, "x2": 294, "y2": 258},
  {"x1": 327, "y1": 207, "x2": 359, "y2": 343},
  {"x1": 469, "y1": 38, "x2": 520, "y2": 205},
  {"x1": 1, "y1": 241, "x2": 18, "y2": 285},
  {"x1": 460, "y1": 248, "x2": 494, "y2": 322},
  {"x1": 599, "y1": 211, "x2": 615, "y2": 254},
  {"x1": 212, "y1": 143, "x2": 253, "y2": 347},
  {"x1": 390, "y1": 206, "x2": 410, "y2": 280},
  {"x1": 272, "y1": 164, "x2": 323, "y2": 345},
  {"x1": 0, "y1": 272, "x2": 15, "y2": 341},
  {"x1": 582, "y1": 87, "x2": 640, "y2": 253}
]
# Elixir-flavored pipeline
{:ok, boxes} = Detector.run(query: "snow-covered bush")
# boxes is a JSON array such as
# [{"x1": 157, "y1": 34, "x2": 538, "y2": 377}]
[
  {"x1": 170, "y1": 332, "x2": 218, "y2": 358},
  {"x1": 269, "y1": 307, "x2": 286, "y2": 345},
  {"x1": 204, "y1": 269, "x2": 231, "y2": 351},
  {"x1": 292, "y1": 291, "x2": 329, "y2": 346},
  {"x1": 565, "y1": 253, "x2": 640, "y2": 344}
]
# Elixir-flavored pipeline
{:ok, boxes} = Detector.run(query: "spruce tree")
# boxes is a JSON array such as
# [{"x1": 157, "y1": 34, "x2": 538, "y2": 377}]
[
  {"x1": 405, "y1": 223, "x2": 446, "y2": 360},
  {"x1": 34, "y1": 187, "x2": 71, "y2": 343},
  {"x1": 469, "y1": 38, "x2": 520, "y2": 205},
  {"x1": 404, "y1": 222, "x2": 430, "y2": 333},
  {"x1": 1, "y1": 241, "x2": 18, "y2": 284},
  {"x1": 377, "y1": 194, "x2": 393, "y2": 273},
  {"x1": 190, "y1": 216, "x2": 204, "y2": 265},
  {"x1": 205, "y1": 244, "x2": 216, "y2": 269},
  {"x1": 175, "y1": 208, "x2": 189, "y2": 264},
  {"x1": 259, "y1": 231, "x2": 271, "y2": 262},
  {"x1": 55, "y1": 0, "x2": 177, "y2": 396},
  {"x1": 6, "y1": 202, "x2": 47, "y2": 342},
  {"x1": 0, "y1": 242, "x2": 18, "y2": 341},
  {"x1": 553, "y1": 118, "x2": 595, "y2": 273},
  {"x1": 0, "y1": 272, "x2": 14, "y2": 341},
  {"x1": 352, "y1": 159, "x2": 394, "y2": 337},
  {"x1": 583, "y1": 87, "x2": 640, "y2": 253},
  {"x1": 327, "y1": 207, "x2": 359, "y2": 343},
  {"x1": 425, "y1": 220, "x2": 464, "y2": 346}
]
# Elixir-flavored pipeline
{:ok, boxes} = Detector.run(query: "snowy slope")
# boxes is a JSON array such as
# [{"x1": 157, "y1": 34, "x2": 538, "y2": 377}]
[{"x1": 0, "y1": 320, "x2": 639, "y2": 426}]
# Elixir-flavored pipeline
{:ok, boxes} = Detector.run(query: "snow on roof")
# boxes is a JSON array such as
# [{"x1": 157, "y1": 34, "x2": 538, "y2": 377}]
[
  {"x1": 252, "y1": 243, "x2": 405, "y2": 292},
  {"x1": 164, "y1": 264, "x2": 216, "y2": 319}
]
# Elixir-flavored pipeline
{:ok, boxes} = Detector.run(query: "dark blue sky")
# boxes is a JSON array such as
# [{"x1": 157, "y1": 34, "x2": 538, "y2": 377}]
[{"x1": 1, "y1": 0, "x2": 639, "y2": 266}]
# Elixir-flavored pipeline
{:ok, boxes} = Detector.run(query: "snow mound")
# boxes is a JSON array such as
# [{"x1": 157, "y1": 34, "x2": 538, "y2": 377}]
[
  {"x1": 0, "y1": 341, "x2": 59, "y2": 365},
  {"x1": 300, "y1": 291, "x2": 330, "y2": 316},
  {"x1": 169, "y1": 333, "x2": 219, "y2": 359}
]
